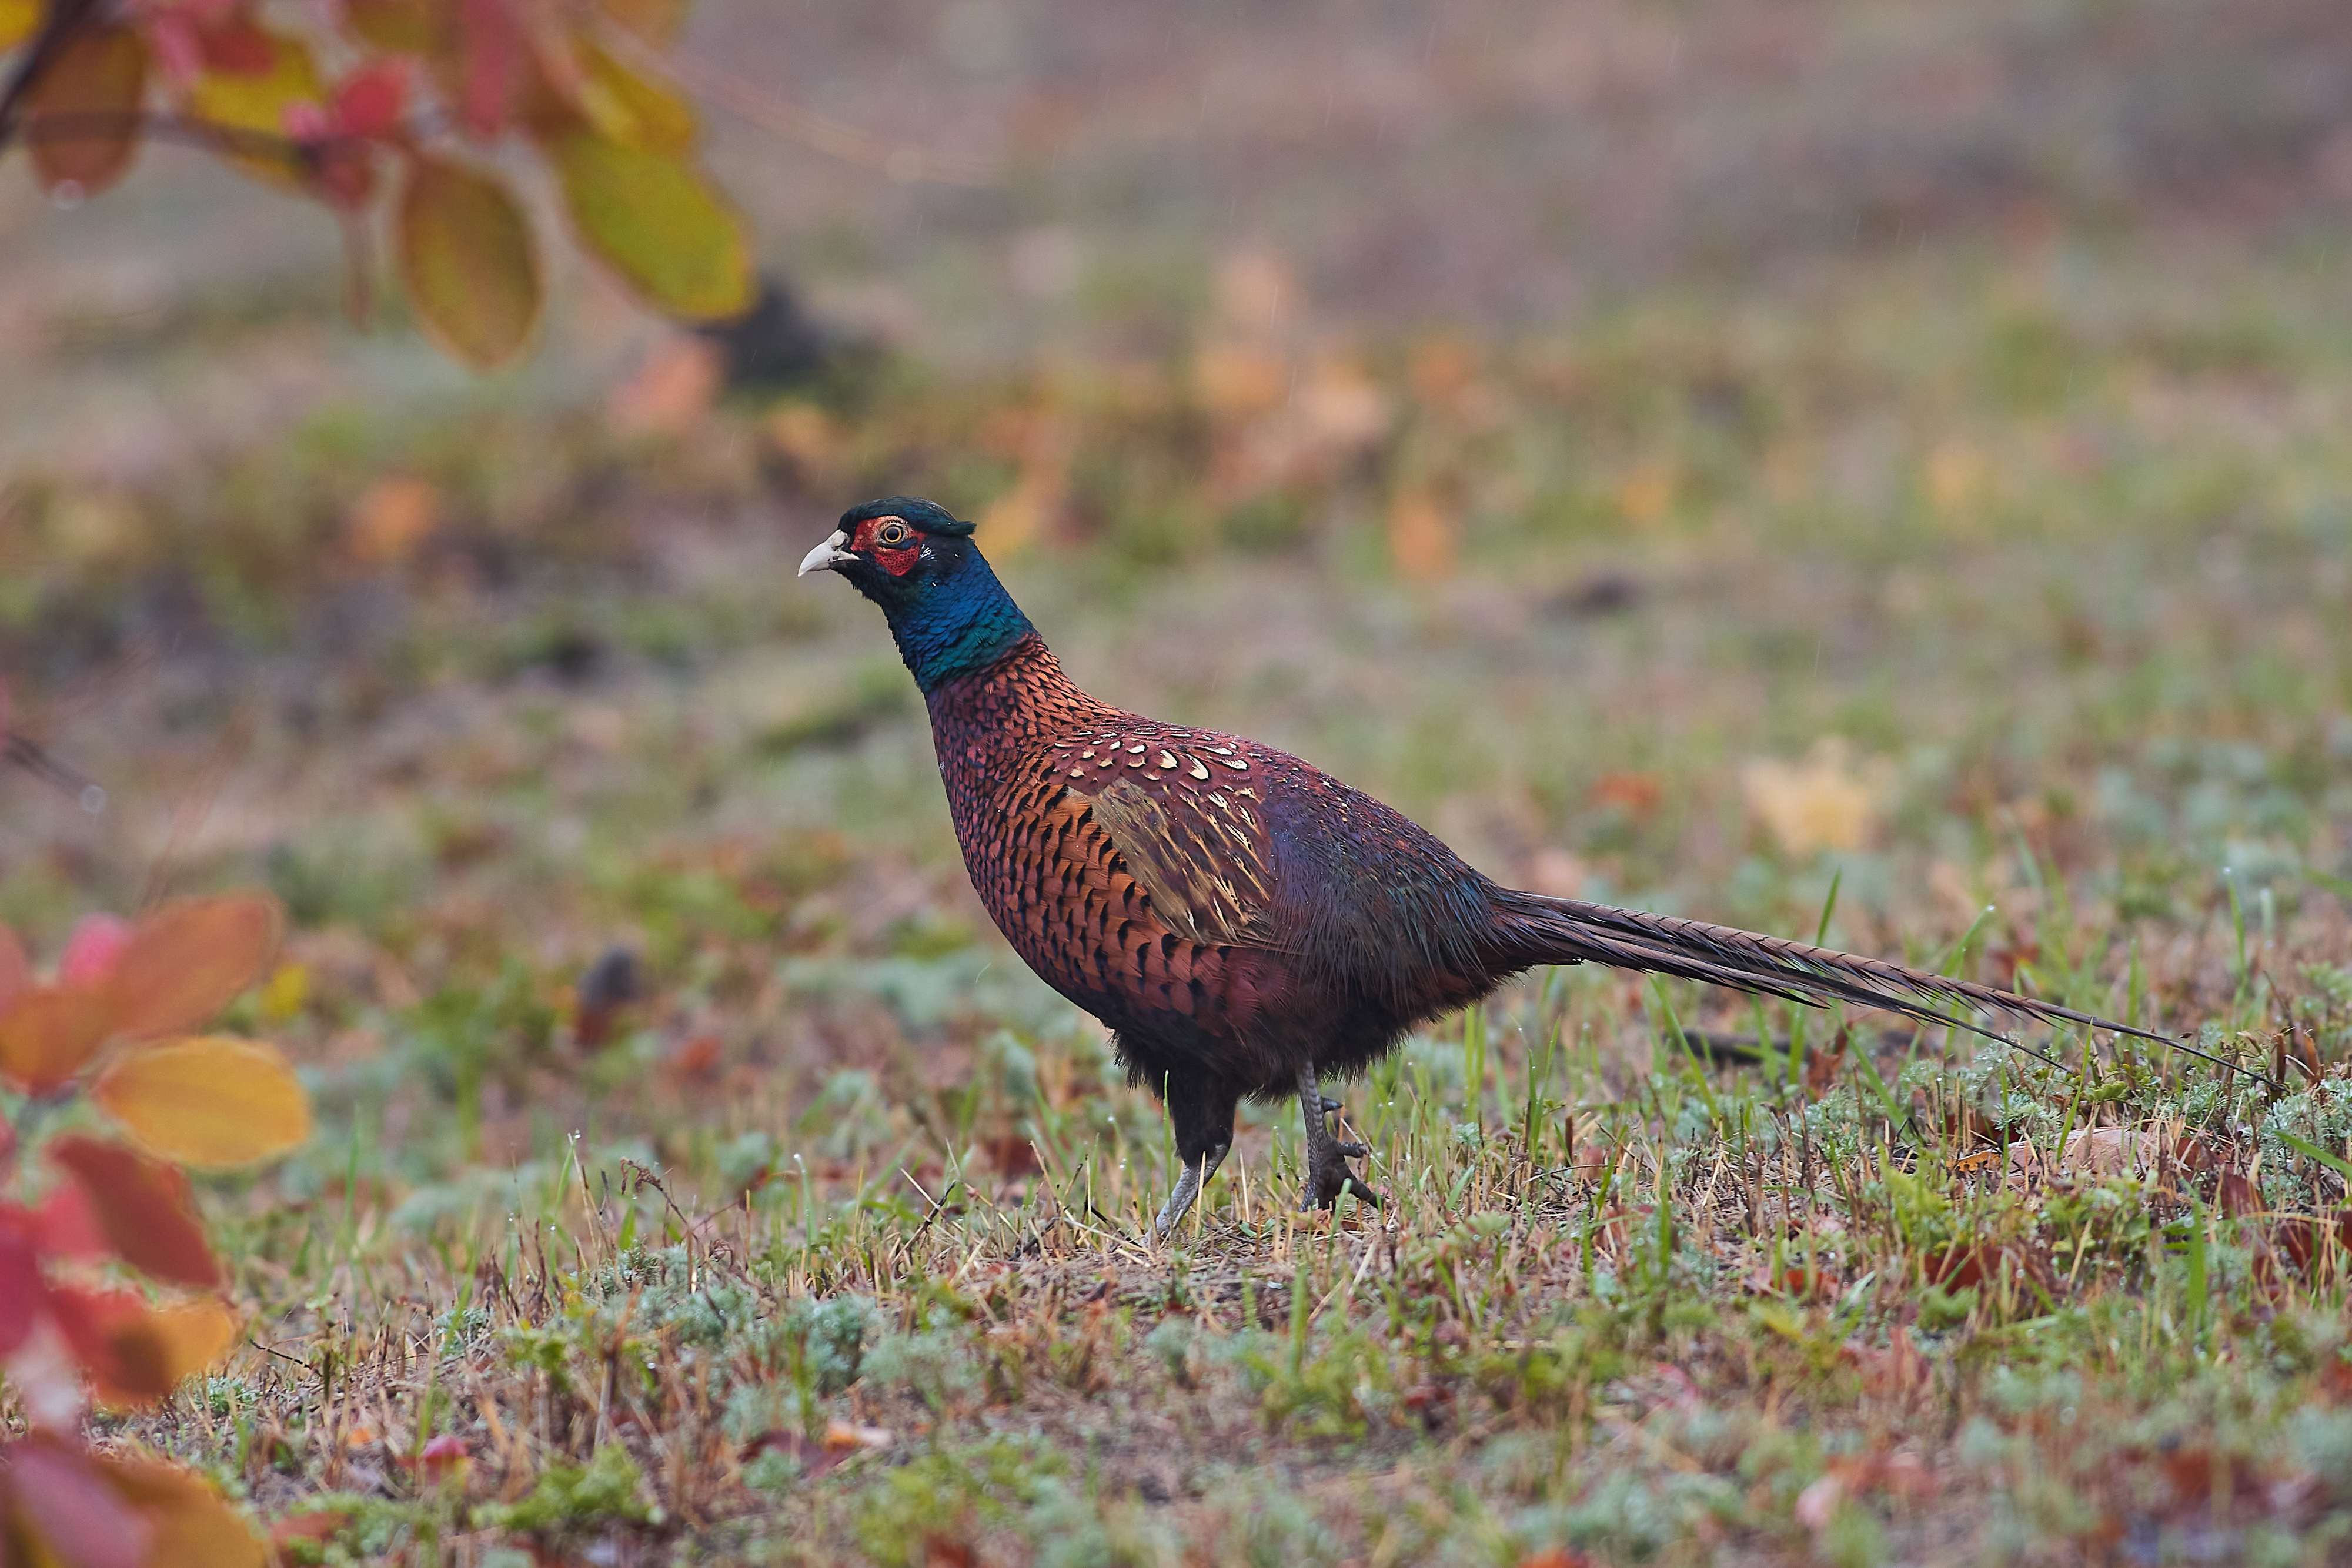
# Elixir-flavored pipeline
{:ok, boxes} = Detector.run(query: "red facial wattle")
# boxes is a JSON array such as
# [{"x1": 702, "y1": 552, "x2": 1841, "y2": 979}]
[{"x1": 849, "y1": 517, "x2": 921, "y2": 577}]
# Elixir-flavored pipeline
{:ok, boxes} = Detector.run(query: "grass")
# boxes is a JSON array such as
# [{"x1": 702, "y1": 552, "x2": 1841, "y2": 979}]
[{"x1": 7, "y1": 166, "x2": 2352, "y2": 1567}]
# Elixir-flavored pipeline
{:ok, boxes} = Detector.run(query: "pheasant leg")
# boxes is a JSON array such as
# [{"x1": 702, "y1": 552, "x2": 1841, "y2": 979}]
[
  {"x1": 1298, "y1": 1068, "x2": 1379, "y2": 1211},
  {"x1": 1152, "y1": 1145, "x2": 1229, "y2": 1239}
]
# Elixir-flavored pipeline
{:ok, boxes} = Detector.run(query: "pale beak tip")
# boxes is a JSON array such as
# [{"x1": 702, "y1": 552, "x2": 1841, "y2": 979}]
[{"x1": 798, "y1": 530, "x2": 852, "y2": 579}]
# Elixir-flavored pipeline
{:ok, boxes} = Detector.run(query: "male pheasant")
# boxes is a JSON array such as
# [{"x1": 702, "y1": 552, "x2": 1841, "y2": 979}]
[{"x1": 801, "y1": 497, "x2": 2188, "y2": 1236}]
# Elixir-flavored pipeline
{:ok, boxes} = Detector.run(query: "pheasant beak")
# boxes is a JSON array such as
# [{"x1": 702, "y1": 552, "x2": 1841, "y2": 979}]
[{"x1": 797, "y1": 530, "x2": 856, "y2": 578}]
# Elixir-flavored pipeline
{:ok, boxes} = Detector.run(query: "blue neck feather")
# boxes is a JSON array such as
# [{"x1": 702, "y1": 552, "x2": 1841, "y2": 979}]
[{"x1": 881, "y1": 553, "x2": 1037, "y2": 693}]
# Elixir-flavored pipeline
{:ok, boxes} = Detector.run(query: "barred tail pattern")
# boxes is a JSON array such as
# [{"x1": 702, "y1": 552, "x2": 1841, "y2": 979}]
[{"x1": 1488, "y1": 887, "x2": 2173, "y2": 1048}]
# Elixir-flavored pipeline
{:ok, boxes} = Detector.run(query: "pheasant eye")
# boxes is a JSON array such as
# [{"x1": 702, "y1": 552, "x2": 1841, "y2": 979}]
[{"x1": 874, "y1": 519, "x2": 911, "y2": 547}]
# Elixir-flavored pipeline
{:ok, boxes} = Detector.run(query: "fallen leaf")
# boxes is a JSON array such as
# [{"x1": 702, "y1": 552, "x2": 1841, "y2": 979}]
[
  {"x1": 606, "y1": 336, "x2": 723, "y2": 436},
  {"x1": 1616, "y1": 462, "x2": 1676, "y2": 526},
  {"x1": 1386, "y1": 490, "x2": 1457, "y2": 583},
  {"x1": 345, "y1": 477, "x2": 442, "y2": 569},
  {"x1": 824, "y1": 1421, "x2": 893, "y2": 1452},
  {"x1": 413, "y1": 1434, "x2": 469, "y2": 1480},
  {"x1": 1740, "y1": 739, "x2": 1893, "y2": 857},
  {"x1": 268, "y1": 1509, "x2": 350, "y2": 1555},
  {"x1": 1590, "y1": 772, "x2": 1663, "y2": 817},
  {"x1": 1793, "y1": 1472, "x2": 1844, "y2": 1532}
]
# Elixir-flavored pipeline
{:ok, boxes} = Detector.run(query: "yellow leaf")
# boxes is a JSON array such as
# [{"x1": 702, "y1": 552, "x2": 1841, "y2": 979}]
[
  {"x1": 25, "y1": 25, "x2": 148, "y2": 196},
  {"x1": 397, "y1": 156, "x2": 543, "y2": 368},
  {"x1": 95, "y1": 1451, "x2": 267, "y2": 1568},
  {"x1": 0, "y1": 0, "x2": 38, "y2": 52},
  {"x1": 106, "y1": 894, "x2": 282, "y2": 1041},
  {"x1": 546, "y1": 129, "x2": 753, "y2": 320},
  {"x1": 1616, "y1": 462, "x2": 1676, "y2": 526},
  {"x1": 574, "y1": 41, "x2": 697, "y2": 152},
  {"x1": 186, "y1": 30, "x2": 323, "y2": 188},
  {"x1": 257, "y1": 962, "x2": 310, "y2": 1024},
  {"x1": 92, "y1": 1037, "x2": 312, "y2": 1169},
  {"x1": 345, "y1": 0, "x2": 437, "y2": 52}
]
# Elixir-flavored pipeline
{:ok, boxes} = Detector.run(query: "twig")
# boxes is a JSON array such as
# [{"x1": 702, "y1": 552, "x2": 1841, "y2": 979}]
[{"x1": 0, "y1": 0, "x2": 102, "y2": 153}]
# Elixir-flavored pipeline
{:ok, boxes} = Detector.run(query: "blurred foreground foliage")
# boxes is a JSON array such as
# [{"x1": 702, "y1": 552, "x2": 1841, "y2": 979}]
[{"x1": 1, "y1": 0, "x2": 752, "y2": 366}]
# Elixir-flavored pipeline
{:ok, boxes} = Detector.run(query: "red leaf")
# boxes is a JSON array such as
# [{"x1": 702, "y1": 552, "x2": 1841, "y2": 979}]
[
  {"x1": 4, "y1": 1435, "x2": 149, "y2": 1568},
  {"x1": 456, "y1": 0, "x2": 524, "y2": 137},
  {"x1": 33, "y1": 1180, "x2": 110, "y2": 1262},
  {"x1": 47, "y1": 1135, "x2": 221, "y2": 1290},
  {"x1": 270, "y1": 1510, "x2": 350, "y2": 1552},
  {"x1": 0, "y1": 1219, "x2": 44, "y2": 1356},
  {"x1": 332, "y1": 59, "x2": 409, "y2": 139},
  {"x1": 51, "y1": 1286, "x2": 236, "y2": 1406},
  {"x1": 415, "y1": 1433, "x2": 469, "y2": 1479},
  {"x1": 195, "y1": 18, "x2": 277, "y2": 75},
  {"x1": 148, "y1": 14, "x2": 205, "y2": 86},
  {"x1": 58, "y1": 914, "x2": 132, "y2": 990}
]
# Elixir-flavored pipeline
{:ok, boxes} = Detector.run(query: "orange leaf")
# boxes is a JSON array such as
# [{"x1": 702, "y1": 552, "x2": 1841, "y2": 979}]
[
  {"x1": 69, "y1": 1295, "x2": 240, "y2": 1407},
  {"x1": 544, "y1": 128, "x2": 753, "y2": 320},
  {"x1": 47, "y1": 1136, "x2": 220, "y2": 1291},
  {"x1": 105, "y1": 895, "x2": 282, "y2": 1042},
  {"x1": 396, "y1": 155, "x2": 544, "y2": 368},
  {"x1": 92, "y1": 1038, "x2": 312, "y2": 1169},
  {"x1": 25, "y1": 25, "x2": 149, "y2": 196},
  {"x1": 93, "y1": 1449, "x2": 267, "y2": 1567},
  {"x1": 0, "y1": 985, "x2": 115, "y2": 1092},
  {"x1": 52, "y1": 1285, "x2": 174, "y2": 1405}
]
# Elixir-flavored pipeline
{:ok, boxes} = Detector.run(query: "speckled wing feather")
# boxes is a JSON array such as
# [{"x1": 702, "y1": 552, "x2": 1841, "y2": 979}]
[{"x1": 1050, "y1": 727, "x2": 1281, "y2": 948}]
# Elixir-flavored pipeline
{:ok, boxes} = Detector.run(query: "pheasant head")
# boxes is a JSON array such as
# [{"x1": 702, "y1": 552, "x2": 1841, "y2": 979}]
[{"x1": 800, "y1": 496, "x2": 1034, "y2": 691}]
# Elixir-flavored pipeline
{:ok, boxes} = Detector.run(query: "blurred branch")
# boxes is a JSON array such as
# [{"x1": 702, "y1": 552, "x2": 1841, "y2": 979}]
[
  {"x1": 0, "y1": 0, "x2": 102, "y2": 153},
  {"x1": 4, "y1": 731, "x2": 101, "y2": 806},
  {"x1": 602, "y1": 25, "x2": 997, "y2": 188}
]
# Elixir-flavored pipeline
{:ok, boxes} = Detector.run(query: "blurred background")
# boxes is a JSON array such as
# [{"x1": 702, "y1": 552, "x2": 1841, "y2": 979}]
[{"x1": 2, "y1": 0, "x2": 2350, "y2": 1176}]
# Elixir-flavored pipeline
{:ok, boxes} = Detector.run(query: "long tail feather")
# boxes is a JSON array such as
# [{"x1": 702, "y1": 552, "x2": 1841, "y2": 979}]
[{"x1": 1488, "y1": 888, "x2": 2264, "y2": 1082}]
